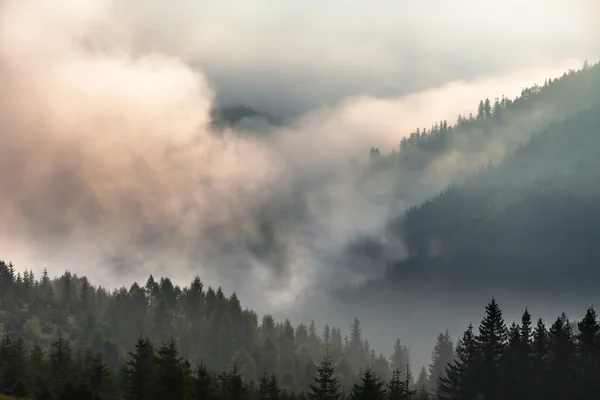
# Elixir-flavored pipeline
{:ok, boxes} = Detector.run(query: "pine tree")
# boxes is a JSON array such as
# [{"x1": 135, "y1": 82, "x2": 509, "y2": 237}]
[
  {"x1": 0, "y1": 335, "x2": 28, "y2": 396},
  {"x1": 520, "y1": 309, "x2": 533, "y2": 353},
  {"x1": 390, "y1": 339, "x2": 410, "y2": 385},
  {"x1": 308, "y1": 351, "x2": 341, "y2": 400},
  {"x1": 28, "y1": 343, "x2": 46, "y2": 392},
  {"x1": 477, "y1": 101, "x2": 485, "y2": 119},
  {"x1": 259, "y1": 372, "x2": 281, "y2": 400},
  {"x1": 501, "y1": 323, "x2": 524, "y2": 400},
  {"x1": 415, "y1": 366, "x2": 428, "y2": 400},
  {"x1": 349, "y1": 367, "x2": 385, "y2": 400},
  {"x1": 124, "y1": 336, "x2": 156, "y2": 400},
  {"x1": 155, "y1": 338, "x2": 188, "y2": 400},
  {"x1": 483, "y1": 99, "x2": 492, "y2": 118},
  {"x1": 83, "y1": 352, "x2": 111, "y2": 400},
  {"x1": 323, "y1": 325, "x2": 332, "y2": 347},
  {"x1": 195, "y1": 363, "x2": 216, "y2": 400},
  {"x1": 349, "y1": 318, "x2": 363, "y2": 364},
  {"x1": 576, "y1": 306, "x2": 600, "y2": 398},
  {"x1": 268, "y1": 374, "x2": 282, "y2": 400},
  {"x1": 221, "y1": 364, "x2": 246, "y2": 400},
  {"x1": 531, "y1": 318, "x2": 548, "y2": 398},
  {"x1": 546, "y1": 313, "x2": 576, "y2": 399},
  {"x1": 49, "y1": 331, "x2": 73, "y2": 395},
  {"x1": 386, "y1": 369, "x2": 413, "y2": 400},
  {"x1": 439, "y1": 324, "x2": 479, "y2": 400},
  {"x1": 427, "y1": 330, "x2": 453, "y2": 396},
  {"x1": 476, "y1": 298, "x2": 507, "y2": 400}
]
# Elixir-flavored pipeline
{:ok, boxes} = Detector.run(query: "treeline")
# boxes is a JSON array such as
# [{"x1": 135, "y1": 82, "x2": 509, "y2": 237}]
[
  {"x1": 2, "y1": 292, "x2": 600, "y2": 400},
  {"x1": 366, "y1": 60, "x2": 600, "y2": 171},
  {"x1": 0, "y1": 331, "x2": 418, "y2": 400},
  {"x1": 0, "y1": 261, "x2": 413, "y2": 393}
]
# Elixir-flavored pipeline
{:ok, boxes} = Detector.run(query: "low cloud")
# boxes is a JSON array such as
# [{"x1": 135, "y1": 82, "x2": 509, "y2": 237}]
[{"x1": 0, "y1": 0, "x2": 595, "y2": 317}]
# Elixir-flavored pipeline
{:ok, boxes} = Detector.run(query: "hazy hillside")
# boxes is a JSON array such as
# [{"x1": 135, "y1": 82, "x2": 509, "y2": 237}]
[{"x1": 355, "y1": 63, "x2": 600, "y2": 297}]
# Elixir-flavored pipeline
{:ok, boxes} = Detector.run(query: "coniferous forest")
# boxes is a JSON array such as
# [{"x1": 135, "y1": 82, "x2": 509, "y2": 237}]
[{"x1": 1, "y1": 260, "x2": 600, "y2": 400}]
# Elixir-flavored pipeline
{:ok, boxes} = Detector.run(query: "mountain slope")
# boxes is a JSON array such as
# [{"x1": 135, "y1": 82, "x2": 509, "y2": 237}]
[
  {"x1": 0, "y1": 262, "x2": 403, "y2": 392},
  {"x1": 379, "y1": 99, "x2": 600, "y2": 295}
]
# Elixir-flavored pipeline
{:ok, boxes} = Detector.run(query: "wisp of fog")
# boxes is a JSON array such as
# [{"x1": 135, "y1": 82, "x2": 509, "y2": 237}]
[{"x1": 0, "y1": 0, "x2": 596, "y2": 323}]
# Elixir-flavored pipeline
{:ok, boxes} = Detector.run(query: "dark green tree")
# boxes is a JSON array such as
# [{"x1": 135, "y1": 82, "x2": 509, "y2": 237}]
[
  {"x1": 475, "y1": 299, "x2": 507, "y2": 400},
  {"x1": 386, "y1": 369, "x2": 413, "y2": 400},
  {"x1": 576, "y1": 307, "x2": 600, "y2": 398},
  {"x1": 439, "y1": 324, "x2": 479, "y2": 400},
  {"x1": 49, "y1": 331, "x2": 73, "y2": 395},
  {"x1": 83, "y1": 351, "x2": 112, "y2": 400},
  {"x1": 349, "y1": 367, "x2": 385, "y2": 400},
  {"x1": 308, "y1": 352, "x2": 341, "y2": 400},
  {"x1": 124, "y1": 336, "x2": 156, "y2": 400},
  {"x1": 546, "y1": 313, "x2": 576, "y2": 400},
  {"x1": 155, "y1": 339, "x2": 188, "y2": 400},
  {"x1": 531, "y1": 317, "x2": 548, "y2": 398}
]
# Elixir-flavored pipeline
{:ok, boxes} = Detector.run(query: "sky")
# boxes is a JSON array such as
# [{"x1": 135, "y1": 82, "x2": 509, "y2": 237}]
[
  {"x1": 116, "y1": 0, "x2": 600, "y2": 117},
  {"x1": 0, "y1": 0, "x2": 599, "y2": 370}
]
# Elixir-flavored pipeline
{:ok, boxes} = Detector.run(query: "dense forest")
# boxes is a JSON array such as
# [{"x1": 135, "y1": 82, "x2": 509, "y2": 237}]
[
  {"x1": 340, "y1": 61, "x2": 600, "y2": 298},
  {"x1": 2, "y1": 261, "x2": 600, "y2": 399},
  {"x1": 0, "y1": 261, "x2": 415, "y2": 397},
  {"x1": 368, "y1": 61, "x2": 599, "y2": 172}
]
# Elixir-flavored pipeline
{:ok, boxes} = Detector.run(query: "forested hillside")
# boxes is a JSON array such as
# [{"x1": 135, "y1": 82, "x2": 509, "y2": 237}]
[
  {"x1": 367, "y1": 61, "x2": 599, "y2": 175},
  {"x1": 2, "y1": 261, "x2": 600, "y2": 399},
  {"x1": 0, "y1": 261, "x2": 413, "y2": 395},
  {"x1": 384, "y1": 93, "x2": 600, "y2": 292},
  {"x1": 341, "y1": 61, "x2": 600, "y2": 297}
]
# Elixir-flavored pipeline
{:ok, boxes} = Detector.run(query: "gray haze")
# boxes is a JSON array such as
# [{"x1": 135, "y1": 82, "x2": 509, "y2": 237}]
[
  {"x1": 116, "y1": 0, "x2": 600, "y2": 118},
  {"x1": 0, "y1": 0, "x2": 599, "y2": 370}
]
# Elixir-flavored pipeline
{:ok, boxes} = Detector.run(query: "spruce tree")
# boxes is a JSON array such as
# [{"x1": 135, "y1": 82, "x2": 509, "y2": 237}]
[
  {"x1": 390, "y1": 339, "x2": 410, "y2": 385},
  {"x1": 221, "y1": 364, "x2": 246, "y2": 400},
  {"x1": 476, "y1": 298, "x2": 507, "y2": 400},
  {"x1": 155, "y1": 339, "x2": 188, "y2": 400},
  {"x1": 483, "y1": 98, "x2": 492, "y2": 118},
  {"x1": 0, "y1": 335, "x2": 28, "y2": 396},
  {"x1": 124, "y1": 336, "x2": 156, "y2": 400},
  {"x1": 576, "y1": 307, "x2": 600, "y2": 398},
  {"x1": 49, "y1": 331, "x2": 73, "y2": 395},
  {"x1": 415, "y1": 366, "x2": 428, "y2": 400},
  {"x1": 531, "y1": 318, "x2": 548, "y2": 398},
  {"x1": 520, "y1": 309, "x2": 533, "y2": 352},
  {"x1": 386, "y1": 369, "x2": 414, "y2": 400},
  {"x1": 427, "y1": 330, "x2": 454, "y2": 397},
  {"x1": 501, "y1": 323, "x2": 524, "y2": 400},
  {"x1": 439, "y1": 324, "x2": 479, "y2": 400},
  {"x1": 349, "y1": 367, "x2": 385, "y2": 400},
  {"x1": 83, "y1": 352, "x2": 111, "y2": 400},
  {"x1": 269, "y1": 374, "x2": 282, "y2": 399},
  {"x1": 308, "y1": 351, "x2": 341, "y2": 400},
  {"x1": 195, "y1": 363, "x2": 216, "y2": 400},
  {"x1": 546, "y1": 313, "x2": 576, "y2": 400},
  {"x1": 259, "y1": 372, "x2": 282, "y2": 400}
]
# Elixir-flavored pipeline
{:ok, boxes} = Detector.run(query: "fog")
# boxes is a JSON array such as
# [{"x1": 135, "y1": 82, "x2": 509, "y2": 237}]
[{"x1": 0, "y1": 0, "x2": 599, "y2": 371}]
